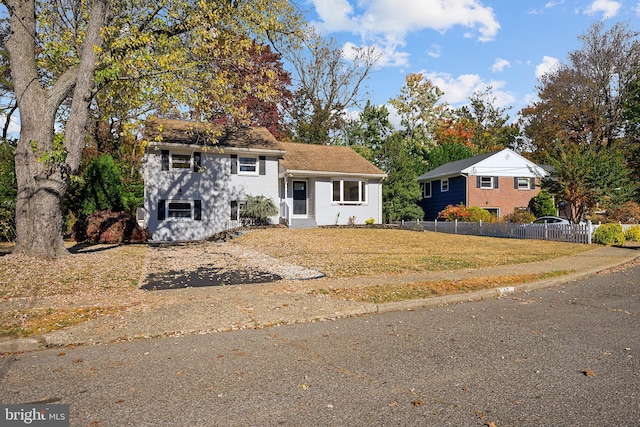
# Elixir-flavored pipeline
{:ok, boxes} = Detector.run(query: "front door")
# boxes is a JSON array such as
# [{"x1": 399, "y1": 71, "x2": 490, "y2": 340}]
[{"x1": 293, "y1": 180, "x2": 307, "y2": 216}]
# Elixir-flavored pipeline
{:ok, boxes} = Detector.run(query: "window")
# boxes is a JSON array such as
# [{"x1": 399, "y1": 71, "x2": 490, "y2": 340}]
[
  {"x1": 441, "y1": 179, "x2": 449, "y2": 192},
  {"x1": 422, "y1": 182, "x2": 432, "y2": 198},
  {"x1": 516, "y1": 177, "x2": 534, "y2": 190},
  {"x1": 479, "y1": 176, "x2": 493, "y2": 189},
  {"x1": 239, "y1": 157, "x2": 258, "y2": 174},
  {"x1": 476, "y1": 176, "x2": 499, "y2": 189},
  {"x1": 158, "y1": 199, "x2": 201, "y2": 220},
  {"x1": 332, "y1": 179, "x2": 367, "y2": 204},
  {"x1": 161, "y1": 151, "x2": 201, "y2": 172}
]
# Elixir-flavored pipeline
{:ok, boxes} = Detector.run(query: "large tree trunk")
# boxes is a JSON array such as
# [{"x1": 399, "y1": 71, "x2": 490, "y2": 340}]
[
  {"x1": 13, "y1": 123, "x2": 69, "y2": 258},
  {"x1": 5, "y1": 0, "x2": 109, "y2": 258}
]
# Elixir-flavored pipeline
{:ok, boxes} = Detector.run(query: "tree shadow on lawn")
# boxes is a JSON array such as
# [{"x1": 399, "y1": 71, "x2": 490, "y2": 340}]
[{"x1": 141, "y1": 265, "x2": 282, "y2": 291}]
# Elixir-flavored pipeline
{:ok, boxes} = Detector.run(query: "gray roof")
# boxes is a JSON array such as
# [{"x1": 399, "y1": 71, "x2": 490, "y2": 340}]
[{"x1": 417, "y1": 151, "x2": 497, "y2": 181}]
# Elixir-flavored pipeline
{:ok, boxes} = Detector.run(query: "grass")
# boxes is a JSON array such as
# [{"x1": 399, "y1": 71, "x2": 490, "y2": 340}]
[
  {"x1": 232, "y1": 228, "x2": 592, "y2": 278},
  {"x1": 0, "y1": 228, "x2": 593, "y2": 338},
  {"x1": 312, "y1": 270, "x2": 572, "y2": 304}
]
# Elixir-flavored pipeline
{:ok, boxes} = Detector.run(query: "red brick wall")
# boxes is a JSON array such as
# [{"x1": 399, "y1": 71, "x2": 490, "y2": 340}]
[{"x1": 467, "y1": 176, "x2": 540, "y2": 218}]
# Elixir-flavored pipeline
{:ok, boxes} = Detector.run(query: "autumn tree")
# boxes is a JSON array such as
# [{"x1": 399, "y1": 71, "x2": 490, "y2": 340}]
[
  {"x1": 520, "y1": 21, "x2": 640, "y2": 161},
  {"x1": 2, "y1": 0, "x2": 302, "y2": 258},
  {"x1": 388, "y1": 73, "x2": 450, "y2": 174},
  {"x1": 542, "y1": 143, "x2": 636, "y2": 222},
  {"x1": 279, "y1": 27, "x2": 380, "y2": 144},
  {"x1": 456, "y1": 87, "x2": 519, "y2": 154}
]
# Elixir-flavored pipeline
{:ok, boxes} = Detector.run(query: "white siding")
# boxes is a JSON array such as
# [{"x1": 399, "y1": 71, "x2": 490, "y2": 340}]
[
  {"x1": 144, "y1": 148, "x2": 280, "y2": 241},
  {"x1": 289, "y1": 177, "x2": 383, "y2": 226}
]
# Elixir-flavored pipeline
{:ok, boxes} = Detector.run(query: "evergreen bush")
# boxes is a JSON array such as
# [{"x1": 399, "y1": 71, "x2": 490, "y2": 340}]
[{"x1": 592, "y1": 223, "x2": 625, "y2": 245}]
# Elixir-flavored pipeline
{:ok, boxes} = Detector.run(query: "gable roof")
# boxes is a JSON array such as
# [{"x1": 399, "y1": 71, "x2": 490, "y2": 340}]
[
  {"x1": 417, "y1": 148, "x2": 546, "y2": 181},
  {"x1": 279, "y1": 142, "x2": 386, "y2": 178},
  {"x1": 144, "y1": 118, "x2": 283, "y2": 152}
]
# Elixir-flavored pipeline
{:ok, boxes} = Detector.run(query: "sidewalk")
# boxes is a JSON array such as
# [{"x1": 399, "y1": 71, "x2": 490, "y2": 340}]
[{"x1": 1, "y1": 245, "x2": 638, "y2": 353}]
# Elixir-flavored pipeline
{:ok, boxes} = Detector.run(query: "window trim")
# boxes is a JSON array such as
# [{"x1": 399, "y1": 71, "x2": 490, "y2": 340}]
[
  {"x1": 159, "y1": 199, "x2": 202, "y2": 221},
  {"x1": 238, "y1": 156, "x2": 259, "y2": 175},
  {"x1": 332, "y1": 179, "x2": 368, "y2": 204},
  {"x1": 161, "y1": 150, "x2": 202, "y2": 172},
  {"x1": 441, "y1": 179, "x2": 449, "y2": 192},
  {"x1": 479, "y1": 176, "x2": 494, "y2": 189},
  {"x1": 422, "y1": 182, "x2": 432, "y2": 198},
  {"x1": 516, "y1": 177, "x2": 533, "y2": 190}
]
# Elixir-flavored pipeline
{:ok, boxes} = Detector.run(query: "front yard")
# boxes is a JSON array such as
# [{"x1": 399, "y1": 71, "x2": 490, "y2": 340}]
[{"x1": 0, "y1": 228, "x2": 592, "y2": 338}]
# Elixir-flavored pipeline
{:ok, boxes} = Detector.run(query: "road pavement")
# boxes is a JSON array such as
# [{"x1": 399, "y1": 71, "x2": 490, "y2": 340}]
[{"x1": 1, "y1": 256, "x2": 638, "y2": 426}]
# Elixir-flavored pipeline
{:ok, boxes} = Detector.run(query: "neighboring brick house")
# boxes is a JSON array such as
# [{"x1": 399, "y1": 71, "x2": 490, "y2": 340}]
[
  {"x1": 416, "y1": 148, "x2": 547, "y2": 220},
  {"x1": 142, "y1": 118, "x2": 386, "y2": 241}
]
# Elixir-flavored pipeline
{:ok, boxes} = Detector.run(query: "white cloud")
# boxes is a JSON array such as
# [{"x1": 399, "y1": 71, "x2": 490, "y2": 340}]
[
  {"x1": 311, "y1": 0, "x2": 501, "y2": 67},
  {"x1": 492, "y1": 58, "x2": 511, "y2": 73},
  {"x1": 535, "y1": 56, "x2": 561, "y2": 79},
  {"x1": 422, "y1": 71, "x2": 514, "y2": 107},
  {"x1": 584, "y1": 0, "x2": 621, "y2": 19},
  {"x1": 427, "y1": 44, "x2": 441, "y2": 59},
  {"x1": 634, "y1": 1, "x2": 640, "y2": 15}
]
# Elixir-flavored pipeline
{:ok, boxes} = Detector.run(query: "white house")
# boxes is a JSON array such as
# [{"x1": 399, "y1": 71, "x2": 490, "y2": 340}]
[{"x1": 143, "y1": 118, "x2": 386, "y2": 241}]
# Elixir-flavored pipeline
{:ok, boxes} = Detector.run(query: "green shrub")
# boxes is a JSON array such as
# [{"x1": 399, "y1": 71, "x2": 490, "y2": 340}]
[
  {"x1": 240, "y1": 195, "x2": 279, "y2": 225},
  {"x1": 624, "y1": 225, "x2": 640, "y2": 242},
  {"x1": 466, "y1": 206, "x2": 496, "y2": 222},
  {"x1": 365, "y1": 217, "x2": 375, "y2": 225},
  {"x1": 529, "y1": 191, "x2": 556, "y2": 218},
  {"x1": 592, "y1": 223, "x2": 625, "y2": 245}
]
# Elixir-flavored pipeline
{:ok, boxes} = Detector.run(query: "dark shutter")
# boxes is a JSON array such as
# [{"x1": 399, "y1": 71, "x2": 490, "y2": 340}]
[
  {"x1": 514, "y1": 177, "x2": 519, "y2": 189},
  {"x1": 530, "y1": 178, "x2": 536, "y2": 189},
  {"x1": 194, "y1": 200, "x2": 202, "y2": 220},
  {"x1": 259, "y1": 156, "x2": 266, "y2": 175},
  {"x1": 476, "y1": 176, "x2": 481, "y2": 188},
  {"x1": 161, "y1": 150, "x2": 170, "y2": 171},
  {"x1": 494, "y1": 177, "x2": 499, "y2": 189},
  {"x1": 230, "y1": 200, "x2": 238, "y2": 221},
  {"x1": 193, "y1": 152, "x2": 201, "y2": 172},
  {"x1": 158, "y1": 200, "x2": 166, "y2": 220},
  {"x1": 231, "y1": 155, "x2": 237, "y2": 174}
]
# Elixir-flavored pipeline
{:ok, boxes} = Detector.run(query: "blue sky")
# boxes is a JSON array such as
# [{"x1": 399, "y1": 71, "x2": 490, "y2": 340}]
[{"x1": 302, "y1": 0, "x2": 640, "y2": 121}]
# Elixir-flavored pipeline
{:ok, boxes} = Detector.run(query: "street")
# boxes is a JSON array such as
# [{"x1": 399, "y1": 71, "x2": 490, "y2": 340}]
[{"x1": 1, "y1": 262, "x2": 639, "y2": 426}]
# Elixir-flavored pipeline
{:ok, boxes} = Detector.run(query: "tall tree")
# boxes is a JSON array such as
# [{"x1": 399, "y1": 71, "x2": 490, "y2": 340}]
[
  {"x1": 341, "y1": 100, "x2": 393, "y2": 167},
  {"x1": 279, "y1": 27, "x2": 380, "y2": 144},
  {"x1": 380, "y1": 133, "x2": 424, "y2": 223},
  {"x1": 388, "y1": 73, "x2": 449, "y2": 174},
  {"x1": 2, "y1": 0, "x2": 302, "y2": 258},
  {"x1": 520, "y1": 21, "x2": 640, "y2": 161},
  {"x1": 542, "y1": 143, "x2": 636, "y2": 222},
  {"x1": 456, "y1": 86, "x2": 519, "y2": 154}
]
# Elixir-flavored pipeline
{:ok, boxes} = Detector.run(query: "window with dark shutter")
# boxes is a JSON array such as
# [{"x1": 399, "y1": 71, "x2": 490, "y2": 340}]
[
  {"x1": 194, "y1": 200, "x2": 202, "y2": 220},
  {"x1": 259, "y1": 156, "x2": 266, "y2": 175},
  {"x1": 231, "y1": 155, "x2": 237, "y2": 174},
  {"x1": 530, "y1": 178, "x2": 536, "y2": 189},
  {"x1": 158, "y1": 199, "x2": 166, "y2": 220},
  {"x1": 477, "y1": 176, "x2": 481, "y2": 188},
  {"x1": 494, "y1": 177, "x2": 499, "y2": 188},
  {"x1": 193, "y1": 152, "x2": 201, "y2": 172},
  {"x1": 514, "y1": 177, "x2": 519, "y2": 189},
  {"x1": 161, "y1": 151, "x2": 169, "y2": 171}
]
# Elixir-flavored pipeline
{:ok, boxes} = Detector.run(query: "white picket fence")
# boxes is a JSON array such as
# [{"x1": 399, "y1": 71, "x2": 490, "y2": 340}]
[{"x1": 398, "y1": 220, "x2": 600, "y2": 244}]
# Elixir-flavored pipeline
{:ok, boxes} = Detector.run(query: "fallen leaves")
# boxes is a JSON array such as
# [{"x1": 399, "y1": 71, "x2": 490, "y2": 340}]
[{"x1": 582, "y1": 368, "x2": 595, "y2": 377}]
